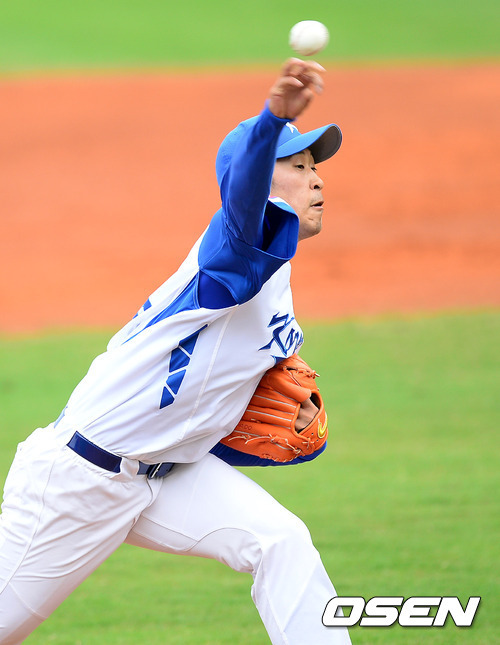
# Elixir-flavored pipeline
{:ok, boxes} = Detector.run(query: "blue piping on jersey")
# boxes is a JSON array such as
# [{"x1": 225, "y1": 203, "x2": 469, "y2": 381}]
[
  {"x1": 124, "y1": 277, "x2": 202, "y2": 344},
  {"x1": 144, "y1": 277, "x2": 199, "y2": 329},
  {"x1": 159, "y1": 325, "x2": 208, "y2": 409}
]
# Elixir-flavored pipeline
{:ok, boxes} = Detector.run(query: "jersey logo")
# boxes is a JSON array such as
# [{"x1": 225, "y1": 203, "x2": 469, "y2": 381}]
[
  {"x1": 159, "y1": 325, "x2": 207, "y2": 409},
  {"x1": 259, "y1": 312, "x2": 303, "y2": 360}
]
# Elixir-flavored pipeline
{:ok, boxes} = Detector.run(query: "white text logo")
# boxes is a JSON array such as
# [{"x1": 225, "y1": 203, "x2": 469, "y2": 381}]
[{"x1": 322, "y1": 596, "x2": 481, "y2": 627}]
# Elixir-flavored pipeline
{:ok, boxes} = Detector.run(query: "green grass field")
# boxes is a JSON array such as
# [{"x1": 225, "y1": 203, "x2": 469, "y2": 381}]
[
  {"x1": 0, "y1": 0, "x2": 499, "y2": 73},
  {"x1": 1, "y1": 311, "x2": 498, "y2": 644}
]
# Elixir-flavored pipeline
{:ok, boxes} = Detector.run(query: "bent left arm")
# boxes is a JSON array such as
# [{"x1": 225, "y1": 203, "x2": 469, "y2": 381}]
[
  {"x1": 210, "y1": 440, "x2": 327, "y2": 467},
  {"x1": 211, "y1": 354, "x2": 328, "y2": 466}
]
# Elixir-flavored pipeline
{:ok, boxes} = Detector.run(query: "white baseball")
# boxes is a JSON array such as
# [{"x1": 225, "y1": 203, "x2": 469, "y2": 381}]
[{"x1": 289, "y1": 20, "x2": 329, "y2": 56}]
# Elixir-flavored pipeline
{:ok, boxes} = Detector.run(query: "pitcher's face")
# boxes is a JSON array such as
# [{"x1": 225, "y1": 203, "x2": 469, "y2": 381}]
[{"x1": 271, "y1": 149, "x2": 325, "y2": 241}]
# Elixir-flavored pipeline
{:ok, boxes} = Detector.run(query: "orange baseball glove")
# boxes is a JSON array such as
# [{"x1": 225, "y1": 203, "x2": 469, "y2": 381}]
[{"x1": 220, "y1": 354, "x2": 328, "y2": 463}]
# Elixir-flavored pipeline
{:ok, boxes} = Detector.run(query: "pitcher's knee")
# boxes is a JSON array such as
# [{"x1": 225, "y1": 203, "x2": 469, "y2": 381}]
[
  {"x1": 260, "y1": 510, "x2": 319, "y2": 567},
  {"x1": 279, "y1": 510, "x2": 312, "y2": 543}
]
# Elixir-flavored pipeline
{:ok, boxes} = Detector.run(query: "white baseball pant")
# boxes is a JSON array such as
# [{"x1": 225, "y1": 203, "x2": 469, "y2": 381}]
[{"x1": 0, "y1": 426, "x2": 351, "y2": 644}]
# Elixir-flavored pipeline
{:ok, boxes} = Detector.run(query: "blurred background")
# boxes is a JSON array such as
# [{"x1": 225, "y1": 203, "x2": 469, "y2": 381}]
[
  {"x1": 0, "y1": 0, "x2": 498, "y2": 71},
  {"x1": 0, "y1": 0, "x2": 499, "y2": 329}
]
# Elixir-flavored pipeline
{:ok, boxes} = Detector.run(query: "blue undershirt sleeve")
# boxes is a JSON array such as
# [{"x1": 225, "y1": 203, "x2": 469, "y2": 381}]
[
  {"x1": 209, "y1": 441, "x2": 327, "y2": 467},
  {"x1": 220, "y1": 104, "x2": 289, "y2": 248},
  {"x1": 197, "y1": 105, "x2": 300, "y2": 308}
]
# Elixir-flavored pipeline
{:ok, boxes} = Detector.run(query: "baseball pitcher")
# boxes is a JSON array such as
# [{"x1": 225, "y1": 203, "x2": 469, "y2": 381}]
[{"x1": 0, "y1": 59, "x2": 350, "y2": 644}]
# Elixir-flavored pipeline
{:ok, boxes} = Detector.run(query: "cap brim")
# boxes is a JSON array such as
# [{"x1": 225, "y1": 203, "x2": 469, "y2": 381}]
[{"x1": 276, "y1": 124, "x2": 342, "y2": 163}]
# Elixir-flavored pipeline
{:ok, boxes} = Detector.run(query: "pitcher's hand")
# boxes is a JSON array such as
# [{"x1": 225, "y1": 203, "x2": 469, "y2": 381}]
[{"x1": 268, "y1": 58, "x2": 325, "y2": 120}]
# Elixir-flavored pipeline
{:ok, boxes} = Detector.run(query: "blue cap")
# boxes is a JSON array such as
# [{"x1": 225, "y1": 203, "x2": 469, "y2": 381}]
[{"x1": 215, "y1": 115, "x2": 342, "y2": 186}]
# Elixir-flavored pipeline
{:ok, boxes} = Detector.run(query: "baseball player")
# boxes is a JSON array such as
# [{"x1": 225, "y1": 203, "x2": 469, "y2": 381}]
[{"x1": 0, "y1": 59, "x2": 350, "y2": 644}]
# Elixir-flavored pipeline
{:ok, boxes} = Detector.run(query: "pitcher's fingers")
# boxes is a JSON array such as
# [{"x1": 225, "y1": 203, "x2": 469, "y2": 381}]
[
  {"x1": 281, "y1": 58, "x2": 325, "y2": 75},
  {"x1": 296, "y1": 65, "x2": 325, "y2": 94}
]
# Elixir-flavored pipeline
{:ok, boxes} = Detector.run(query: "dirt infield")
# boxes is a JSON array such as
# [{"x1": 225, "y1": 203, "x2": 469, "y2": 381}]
[{"x1": 1, "y1": 63, "x2": 499, "y2": 332}]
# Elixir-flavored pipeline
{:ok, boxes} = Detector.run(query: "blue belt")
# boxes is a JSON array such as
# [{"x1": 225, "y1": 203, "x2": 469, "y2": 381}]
[{"x1": 67, "y1": 431, "x2": 174, "y2": 479}]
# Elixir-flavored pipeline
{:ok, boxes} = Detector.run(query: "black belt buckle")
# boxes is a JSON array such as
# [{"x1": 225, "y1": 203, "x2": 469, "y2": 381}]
[{"x1": 143, "y1": 462, "x2": 174, "y2": 479}]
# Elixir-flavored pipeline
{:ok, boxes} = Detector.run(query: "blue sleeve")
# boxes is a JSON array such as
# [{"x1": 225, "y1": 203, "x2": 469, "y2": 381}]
[
  {"x1": 198, "y1": 105, "x2": 300, "y2": 308},
  {"x1": 220, "y1": 104, "x2": 289, "y2": 248},
  {"x1": 209, "y1": 441, "x2": 327, "y2": 467}
]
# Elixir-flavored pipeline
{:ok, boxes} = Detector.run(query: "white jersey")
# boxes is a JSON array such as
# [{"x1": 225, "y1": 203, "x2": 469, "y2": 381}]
[{"x1": 52, "y1": 106, "x2": 304, "y2": 464}]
